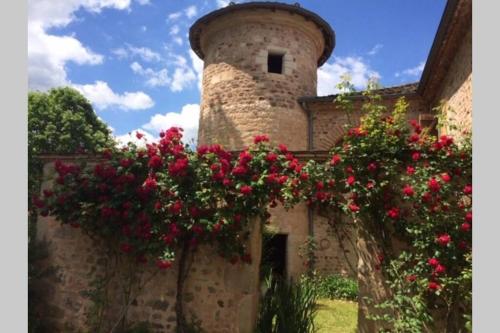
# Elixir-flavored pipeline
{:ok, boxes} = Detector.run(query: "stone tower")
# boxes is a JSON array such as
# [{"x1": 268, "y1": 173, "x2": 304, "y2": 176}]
[{"x1": 190, "y1": 1, "x2": 335, "y2": 150}]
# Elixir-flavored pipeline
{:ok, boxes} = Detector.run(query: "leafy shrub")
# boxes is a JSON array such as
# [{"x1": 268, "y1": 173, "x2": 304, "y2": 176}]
[
  {"x1": 302, "y1": 272, "x2": 358, "y2": 301},
  {"x1": 256, "y1": 274, "x2": 318, "y2": 333}
]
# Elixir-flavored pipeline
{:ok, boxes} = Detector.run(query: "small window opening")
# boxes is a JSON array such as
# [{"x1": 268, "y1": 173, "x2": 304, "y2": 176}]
[{"x1": 267, "y1": 53, "x2": 284, "y2": 74}]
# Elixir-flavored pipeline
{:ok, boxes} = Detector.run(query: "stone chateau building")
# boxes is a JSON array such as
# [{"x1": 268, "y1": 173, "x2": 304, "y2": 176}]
[{"x1": 36, "y1": 1, "x2": 471, "y2": 332}]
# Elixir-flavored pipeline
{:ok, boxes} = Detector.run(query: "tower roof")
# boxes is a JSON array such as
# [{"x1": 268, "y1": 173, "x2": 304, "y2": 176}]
[{"x1": 189, "y1": 1, "x2": 335, "y2": 66}]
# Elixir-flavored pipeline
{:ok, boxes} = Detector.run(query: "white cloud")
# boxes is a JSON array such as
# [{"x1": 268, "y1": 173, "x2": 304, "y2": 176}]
[
  {"x1": 185, "y1": 5, "x2": 198, "y2": 19},
  {"x1": 111, "y1": 47, "x2": 128, "y2": 59},
  {"x1": 173, "y1": 37, "x2": 183, "y2": 46},
  {"x1": 112, "y1": 44, "x2": 161, "y2": 62},
  {"x1": 216, "y1": 0, "x2": 231, "y2": 8},
  {"x1": 28, "y1": 0, "x2": 137, "y2": 90},
  {"x1": 167, "y1": 11, "x2": 182, "y2": 21},
  {"x1": 169, "y1": 25, "x2": 180, "y2": 36},
  {"x1": 395, "y1": 61, "x2": 425, "y2": 78},
  {"x1": 367, "y1": 43, "x2": 383, "y2": 56},
  {"x1": 142, "y1": 104, "x2": 200, "y2": 145},
  {"x1": 73, "y1": 80, "x2": 154, "y2": 110},
  {"x1": 135, "y1": 0, "x2": 150, "y2": 5},
  {"x1": 127, "y1": 45, "x2": 161, "y2": 62},
  {"x1": 189, "y1": 50, "x2": 204, "y2": 91},
  {"x1": 317, "y1": 56, "x2": 380, "y2": 96},
  {"x1": 130, "y1": 62, "x2": 170, "y2": 87}
]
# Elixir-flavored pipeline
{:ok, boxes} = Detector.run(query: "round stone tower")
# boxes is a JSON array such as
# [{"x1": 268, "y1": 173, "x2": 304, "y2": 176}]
[{"x1": 190, "y1": 2, "x2": 335, "y2": 150}]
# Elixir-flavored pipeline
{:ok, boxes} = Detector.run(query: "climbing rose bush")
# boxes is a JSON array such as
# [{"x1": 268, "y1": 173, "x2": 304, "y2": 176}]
[
  {"x1": 34, "y1": 128, "x2": 305, "y2": 268},
  {"x1": 300, "y1": 93, "x2": 472, "y2": 331}
]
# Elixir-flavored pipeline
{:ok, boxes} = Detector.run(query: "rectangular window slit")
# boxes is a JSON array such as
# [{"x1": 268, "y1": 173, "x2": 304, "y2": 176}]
[{"x1": 268, "y1": 53, "x2": 284, "y2": 74}]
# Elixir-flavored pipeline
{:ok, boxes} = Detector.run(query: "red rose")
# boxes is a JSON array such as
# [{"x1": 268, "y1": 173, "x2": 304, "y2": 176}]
[
  {"x1": 463, "y1": 184, "x2": 472, "y2": 195},
  {"x1": 349, "y1": 203, "x2": 360, "y2": 212},
  {"x1": 436, "y1": 234, "x2": 451, "y2": 247},
  {"x1": 163, "y1": 234, "x2": 174, "y2": 245},
  {"x1": 169, "y1": 200, "x2": 183, "y2": 215},
  {"x1": 240, "y1": 185, "x2": 252, "y2": 195},
  {"x1": 434, "y1": 264, "x2": 446, "y2": 275},
  {"x1": 254, "y1": 134, "x2": 269, "y2": 144},
  {"x1": 440, "y1": 173, "x2": 451, "y2": 183},
  {"x1": 120, "y1": 158, "x2": 133, "y2": 168},
  {"x1": 238, "y1": 151, "x2": 253, "y2": 165},
  {"x1": 265, "y1": 152, "x2": 278, "y2": 163},
  {"x1": 403, "y1": 185, "x2": 414, "y2": 196},
  {"x1": 232, "y1": 165, "x2": 248, "y2": 176},
  {"x1": 428, "y1": 177, "x2": 441, "y2": 192},
  {"x1": 428, "y1": 258, "x2": 440, "y2": 267},
  {"x1": 409, "y1": 134, "x2": 420, "y2": 143},
  {"x1": 387, "y1": 207, "x2": 400, "y2": 220},
  {"x1": 330, "y1": 154, "x2": 341, "y2": 166},
  {"x1": 154, "y1": 201, "x2": 162, "y2": 211},
  {"x1": 143, "y1": 177, "x2": 157, "y2": 191},
  {"x1": 461, "y1": 223, "x2": 471, "y2": 232},
  {"x1": 192, "y1": 224, "x2": 203, "y2": 235},
  {"x1": 366, "y1": 181, "x2": 375, "y2": 190},
  {"x1": 439, "y1": 135, "x2": 454, "y2": 146},
  {"x1": 148, "y1": 155, "x2": 162, "y2": 169},
  {"x1": 300, "y1": 173, "x2": 309, "y2": 181},
  {"x1": 465, "y1": 211, "x2": 472, "y2": 223},
  {"x1": 278, "y1": 144, "x2": 288, "y2": 153},
  {"x1": 367, "y1": 162, "x2": 377, "y2": 172},
  {"x1": 156, "y1": 259, "x2": 172, "y2": 270},
  {"x1": 406, "y1": 166, "x2": 416, "y2": 175},
  {"x1": 316, "y1": 181, "x2": 324, "y2": 190},
  {"x1": 136, "y1": 131, "x2": 144, "y2": 139},
  {"x1": 223, "y1": 178, "x2": 232, "y2": 186},
  {"x1": 347, "y1": 176, "x2": 355, "y2": 186},
  {"x1": 412, "y1": 152, "x2": 421, "y2": 161},
  {"x1": 428, "y1": 281, "x2": 440, "y2": 291},
  {"x1": 120, "y1": 243, "x2": 133, "y2": 254}
]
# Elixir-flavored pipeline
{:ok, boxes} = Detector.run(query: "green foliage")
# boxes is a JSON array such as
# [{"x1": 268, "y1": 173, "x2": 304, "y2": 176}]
[
  {"x1": 256, "y1": 275, "x2": 318, "y2": 333},
  {"x1": 302, "y1": 272, "x2": 358, "y2": 301}
]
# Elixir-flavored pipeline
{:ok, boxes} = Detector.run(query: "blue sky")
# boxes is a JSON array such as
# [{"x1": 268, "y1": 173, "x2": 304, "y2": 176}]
[{"x1": 28, "y1": 0, "x2": 446, "y2": 145}]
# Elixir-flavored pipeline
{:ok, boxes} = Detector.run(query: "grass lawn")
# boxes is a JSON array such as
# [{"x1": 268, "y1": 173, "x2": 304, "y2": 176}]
[{"x1": 314, "y1": 298, "x2": 358, "y2": 333}]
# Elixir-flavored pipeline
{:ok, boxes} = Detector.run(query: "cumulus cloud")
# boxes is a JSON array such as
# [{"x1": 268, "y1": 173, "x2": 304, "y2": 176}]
[
  {"x1": 317, "y1": 56, "x2": 380, "y2": 96},
  {"x1": 395, "y1": 61, "x2": 425, "y2": 78},
  {"x1": 112, "y1": 44, "x2": 161, "y2": 62},
  {"x1": 73, "y1": 80, "x2": 154, "y2": 110},
  {"x1": 28, "y1": 0, "x2": 148, "y2": 91},
  {"x1": 216, "y1": 0, "x2": 231, "y2": 8},
  {"x1": 367, "y1": 43, "x2": 383, "y2": 56},
  {"x1": 130, "y1": 53, "x2": 200, "y2": 92},
  {"x1": 167, "y1": 11, "x2": 183, "y2": 21},
  {"x1": 130, "y1": 62, "x2": 170, "y2": 87},
  {"x1": 185, "y1": 5, "x2": 198, "y2": 19},
  {"x1": 169, "y1": 25, "x2": 180, "y2": 36},
  {"x1": 142, "y1": 104, "x2": 200, "y2": 145}
]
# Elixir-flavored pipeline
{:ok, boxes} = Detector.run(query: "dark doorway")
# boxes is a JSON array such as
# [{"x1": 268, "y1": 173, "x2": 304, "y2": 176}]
[{"x1": 261, "y1": 233, "x2": 287, "y2": 279}]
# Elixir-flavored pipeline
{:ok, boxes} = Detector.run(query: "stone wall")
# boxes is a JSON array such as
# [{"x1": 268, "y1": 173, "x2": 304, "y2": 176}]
[
  {"x1": 309, "y1": 95, "x2": 429, "y2": 150},
  {"x1": 36, "y1": 160, "x2": 262, "y2": 333},
  {"x1": 434, "y1": 26, "x2": 472, "y2": 137},
  {"x1": 312, "y1": 213, "x2": 357, "y2": 279}
]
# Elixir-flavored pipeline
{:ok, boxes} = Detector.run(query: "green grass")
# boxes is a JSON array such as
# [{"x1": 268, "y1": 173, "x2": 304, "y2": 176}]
[{"x1": 314, "y1": 298, "x2": 358, "y2": 333}]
